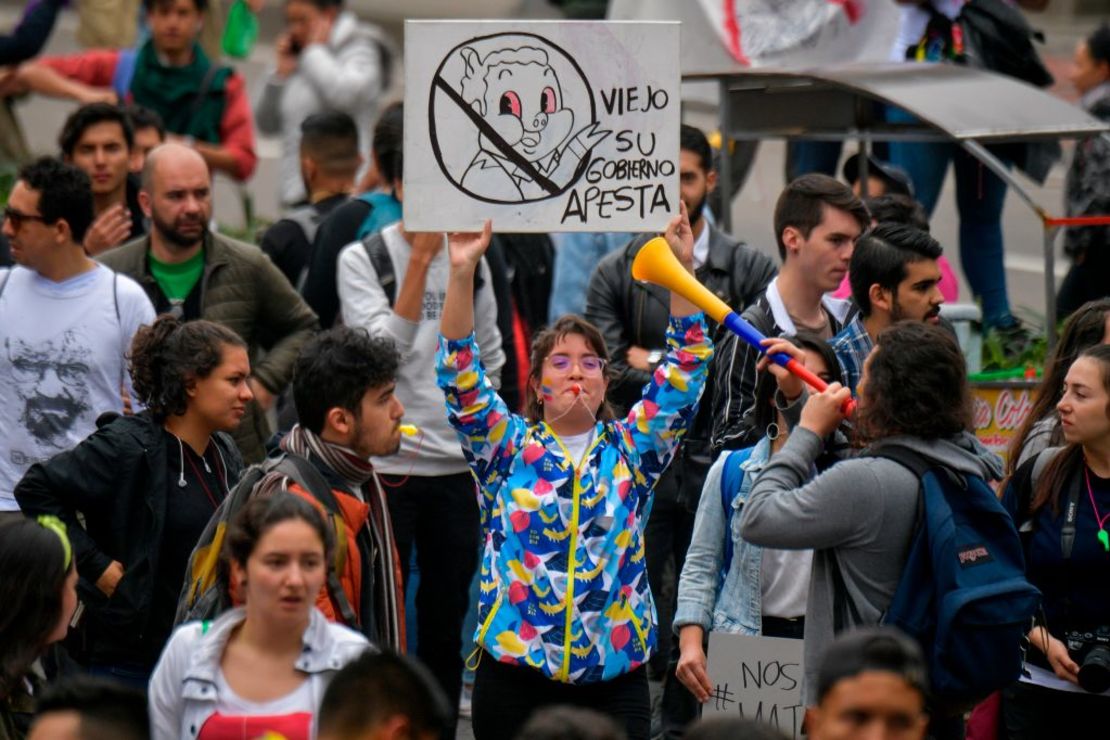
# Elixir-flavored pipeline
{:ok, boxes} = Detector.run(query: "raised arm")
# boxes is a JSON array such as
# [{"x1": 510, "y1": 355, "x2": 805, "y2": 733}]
[
  {"x1": 9, "y1": 61, "x2": 117, "y2": 104},
  {"x1": 441, "y1": 220, "x2": 492, "y2": 340},
  {"x1": 664, "y1": 202, "x2": 699, "y2": 318}
]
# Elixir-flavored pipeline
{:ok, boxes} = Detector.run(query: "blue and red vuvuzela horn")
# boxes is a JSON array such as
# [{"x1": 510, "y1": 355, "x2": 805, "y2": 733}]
[{"x1": 631, "y1": 236, "x2": 856, "y2": 417}]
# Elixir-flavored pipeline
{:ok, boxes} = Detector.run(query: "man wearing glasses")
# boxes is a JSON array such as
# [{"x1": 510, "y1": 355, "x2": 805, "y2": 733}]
[{"x1": 0, "y1": 158, "x2": 154, "y2": 525}]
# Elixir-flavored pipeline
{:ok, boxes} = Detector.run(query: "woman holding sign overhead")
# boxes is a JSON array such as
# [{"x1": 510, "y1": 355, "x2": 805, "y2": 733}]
[{"x1": 435, "y1": 205, "x2": 712, "y2": 740}]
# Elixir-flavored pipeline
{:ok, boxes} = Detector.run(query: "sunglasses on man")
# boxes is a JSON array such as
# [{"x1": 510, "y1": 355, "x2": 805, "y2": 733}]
[{"x1": 3, "y1": 207, "x2": 52, "y2": 230}]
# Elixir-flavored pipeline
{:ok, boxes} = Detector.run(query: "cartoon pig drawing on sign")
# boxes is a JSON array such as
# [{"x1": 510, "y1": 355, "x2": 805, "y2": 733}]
[{"x1": 457, "y1": 44, "x2": 609, "y2": 203}]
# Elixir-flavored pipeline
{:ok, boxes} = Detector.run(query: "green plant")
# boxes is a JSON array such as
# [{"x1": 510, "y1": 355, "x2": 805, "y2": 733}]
[
  {"x1": 980, "y1": 328, "x2": 1046, "y2": 372},
  {"x1": 0, "y1": 164, "x2": 18, "y2": 207},
  {"x1": 978, "y1": 305, "x2": 1066, "y2": 374},
  {"x1": 217, "y1": 188, "x2": 273, "y2": 244}
]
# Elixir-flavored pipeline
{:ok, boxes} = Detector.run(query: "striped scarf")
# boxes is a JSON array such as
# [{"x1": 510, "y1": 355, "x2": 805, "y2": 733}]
[{"x1": 264, "y1": 425, "x2": 405, "y2": 651}]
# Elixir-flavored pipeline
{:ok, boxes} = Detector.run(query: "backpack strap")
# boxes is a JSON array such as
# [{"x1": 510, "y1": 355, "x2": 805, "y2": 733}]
[
  {"x1": 1016, "y1": 446, "x2": 1065, "y2": 535},
  {"x1": 870, "y1": 445, "x2": 933, "y2": 479},
  {"x1": 719, "y1": 447, "x2": 755, "y2": 574},
  {"x1": 271, "y1": 455, "x2": 361, "y2": 629},
  {"x1": 360, "y1": 231, "x2": 484, "y2": 310},
  {"x1": 866, "y1": 445, "x2": 952, "y2": 551},
  {"x1": 284, "y1": 205, "x2": 322, "y2": 247},
  {"x1": 113, "y1": 272, "x2": 124, "y2": 392},
  {"x1": 190, "y1": 62, "x2": 223, "y2": 117},
  {"x1": 1031, "y1": 446, "x2": 1058, "y2": 492},
  {"x1": 361, "y1": 232, "x2": 396, "y2": 307},
  {"x1": 830, "y1": 551, "x2": 863, "y2": 633},
  {"x1": 284, "y1": 206, "x2": 322, "y2": 292}
]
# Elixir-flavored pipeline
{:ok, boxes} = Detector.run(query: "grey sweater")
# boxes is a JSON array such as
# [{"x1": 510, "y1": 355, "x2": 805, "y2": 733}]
[
  {"x1": 336, "y1": 223, "x2": 505, "y2": 476},
  {"x1": 740, "y1": 425, "x2": 1001, "y2": 705}
]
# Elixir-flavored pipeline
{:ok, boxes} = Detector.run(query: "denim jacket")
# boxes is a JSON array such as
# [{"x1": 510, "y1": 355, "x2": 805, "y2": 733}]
[{"x1": 674, "y1": 437, "x2": 772, "y2": 636}]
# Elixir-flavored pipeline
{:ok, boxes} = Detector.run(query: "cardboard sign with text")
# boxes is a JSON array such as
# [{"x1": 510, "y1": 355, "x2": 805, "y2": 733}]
[
  {"x1": 705, "y1": 632, "x2": 805, "y2": 739},
  {"x1": 404, "y1": 20, "x2": 680, "y2": 232}
]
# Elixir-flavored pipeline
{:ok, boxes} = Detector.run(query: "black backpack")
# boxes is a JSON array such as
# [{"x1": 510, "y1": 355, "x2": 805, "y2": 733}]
[
  {"x1": 284, "y1": 204, "x2": 327, "y2": 292},
  {"x1": 361, "y1": 232, "x2": 483, "y2": 306}
]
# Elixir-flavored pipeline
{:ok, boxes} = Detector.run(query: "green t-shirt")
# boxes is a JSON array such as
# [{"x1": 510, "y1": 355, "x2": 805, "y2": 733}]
[{"x1": 150, "y1": 249, "x2": 205, "y2": 302}]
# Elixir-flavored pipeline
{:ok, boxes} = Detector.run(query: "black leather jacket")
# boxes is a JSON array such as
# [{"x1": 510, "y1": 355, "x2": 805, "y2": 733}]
[
  {"x1": 15, "y1": 412, "x2": 243, "y2": 668},
  {"x1": 586, "y1": 226, "x2": 776, "y2": 412}
]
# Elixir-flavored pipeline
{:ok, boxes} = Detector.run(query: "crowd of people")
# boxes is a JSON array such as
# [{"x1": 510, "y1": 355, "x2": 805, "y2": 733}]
[{"x1": 0, "y1": 1, "x2": 1109, "y2": 740}]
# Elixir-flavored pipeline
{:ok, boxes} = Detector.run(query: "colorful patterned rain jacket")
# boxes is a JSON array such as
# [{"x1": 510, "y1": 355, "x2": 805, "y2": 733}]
[{"x1": 436, "y1": 314, "x2": 712, "y2": 683}]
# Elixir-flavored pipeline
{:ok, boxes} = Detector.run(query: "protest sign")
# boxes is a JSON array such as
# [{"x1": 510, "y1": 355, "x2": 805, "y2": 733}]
[
  {"x1": 705, "y1": 632, "x2": 805, "y2": 739},
  {"x1": 403, "y1": 20, "x2": 680, "y2": 232}
]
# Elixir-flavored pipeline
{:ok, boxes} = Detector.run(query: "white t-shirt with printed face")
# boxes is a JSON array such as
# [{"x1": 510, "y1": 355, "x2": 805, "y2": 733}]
[{"x1": 0, "y1": 264, "x2": 155, "y2": 510}]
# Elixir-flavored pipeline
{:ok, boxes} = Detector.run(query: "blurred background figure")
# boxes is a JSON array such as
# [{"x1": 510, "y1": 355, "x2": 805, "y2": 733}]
[
  {"x1": 27, "y1": 676, "x2": 149, "y2": 740},
  {"x1": 1057, "y1": 23, "x2": 1110, "y2": 319},
  {"x1": 256, "y1": 0, "x2": 388, "y2": 210}
]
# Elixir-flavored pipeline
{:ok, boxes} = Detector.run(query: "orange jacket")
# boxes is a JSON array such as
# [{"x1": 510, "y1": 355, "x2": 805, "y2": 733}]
[{"x1": 286, "y1": 482, "x2": 369, "y2": 625}]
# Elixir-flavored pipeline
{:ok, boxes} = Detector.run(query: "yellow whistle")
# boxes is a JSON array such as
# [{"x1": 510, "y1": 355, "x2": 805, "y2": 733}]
[{"x1": 399, "y1": 424, "x2": 419, "y2": 437}]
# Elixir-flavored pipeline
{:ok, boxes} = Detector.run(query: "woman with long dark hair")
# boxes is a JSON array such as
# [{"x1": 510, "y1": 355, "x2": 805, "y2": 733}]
[
  {"x1": 0, "y1": 517, "x2": 78, "y2": 740},
  {"x1": 16, "y1": 316, "x2": 249, "y2": 684},
  {"x1": 1008, "y1": 298, "x2": 1110, "y2": 474},
  {"x1": 1002, "y1": 344, "x2": 1110, "y2": 735},
  {"x1": 148, "y1": 493, "x2": 368, "y2": 740}
]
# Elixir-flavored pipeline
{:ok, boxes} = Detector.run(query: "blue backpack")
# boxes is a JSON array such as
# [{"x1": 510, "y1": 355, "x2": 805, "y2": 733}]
[
  {"x1": 868, "y1": 446, "x2": 1041, "y2": 707},
  {"x1": 719, "y1": 446, "x2": 756, "y2": 582}
]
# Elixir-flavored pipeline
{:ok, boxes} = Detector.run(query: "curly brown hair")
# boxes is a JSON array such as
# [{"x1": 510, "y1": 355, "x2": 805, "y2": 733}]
[
  {"x1": 129, "y1": 315, "x2": 247, "y2": 419},
  {"x1": 524, "y1": 315, "x2": 615, "y2": 423},
  {"x1": 855, "y1": 321, "x2": 972, "y2": 443}
]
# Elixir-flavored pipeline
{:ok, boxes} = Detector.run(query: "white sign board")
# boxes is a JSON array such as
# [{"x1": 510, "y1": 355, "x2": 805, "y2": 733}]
[
  {"x1": 705, "y1": 632, "x2": 806, "y2": 739},
  {"x1": 403, "y1": 21, "x2": 680, "y2": 232}
]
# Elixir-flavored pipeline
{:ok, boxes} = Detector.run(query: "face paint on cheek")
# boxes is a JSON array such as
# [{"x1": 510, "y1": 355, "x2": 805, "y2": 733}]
[{"x1": 540, "y1": 379, "x2": 556, "y2": 403}]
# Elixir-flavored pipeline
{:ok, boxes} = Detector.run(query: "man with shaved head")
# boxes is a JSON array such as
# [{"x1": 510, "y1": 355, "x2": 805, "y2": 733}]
[{"x1": 99, "y1": 143, "x2": 319, "y2": 461}]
